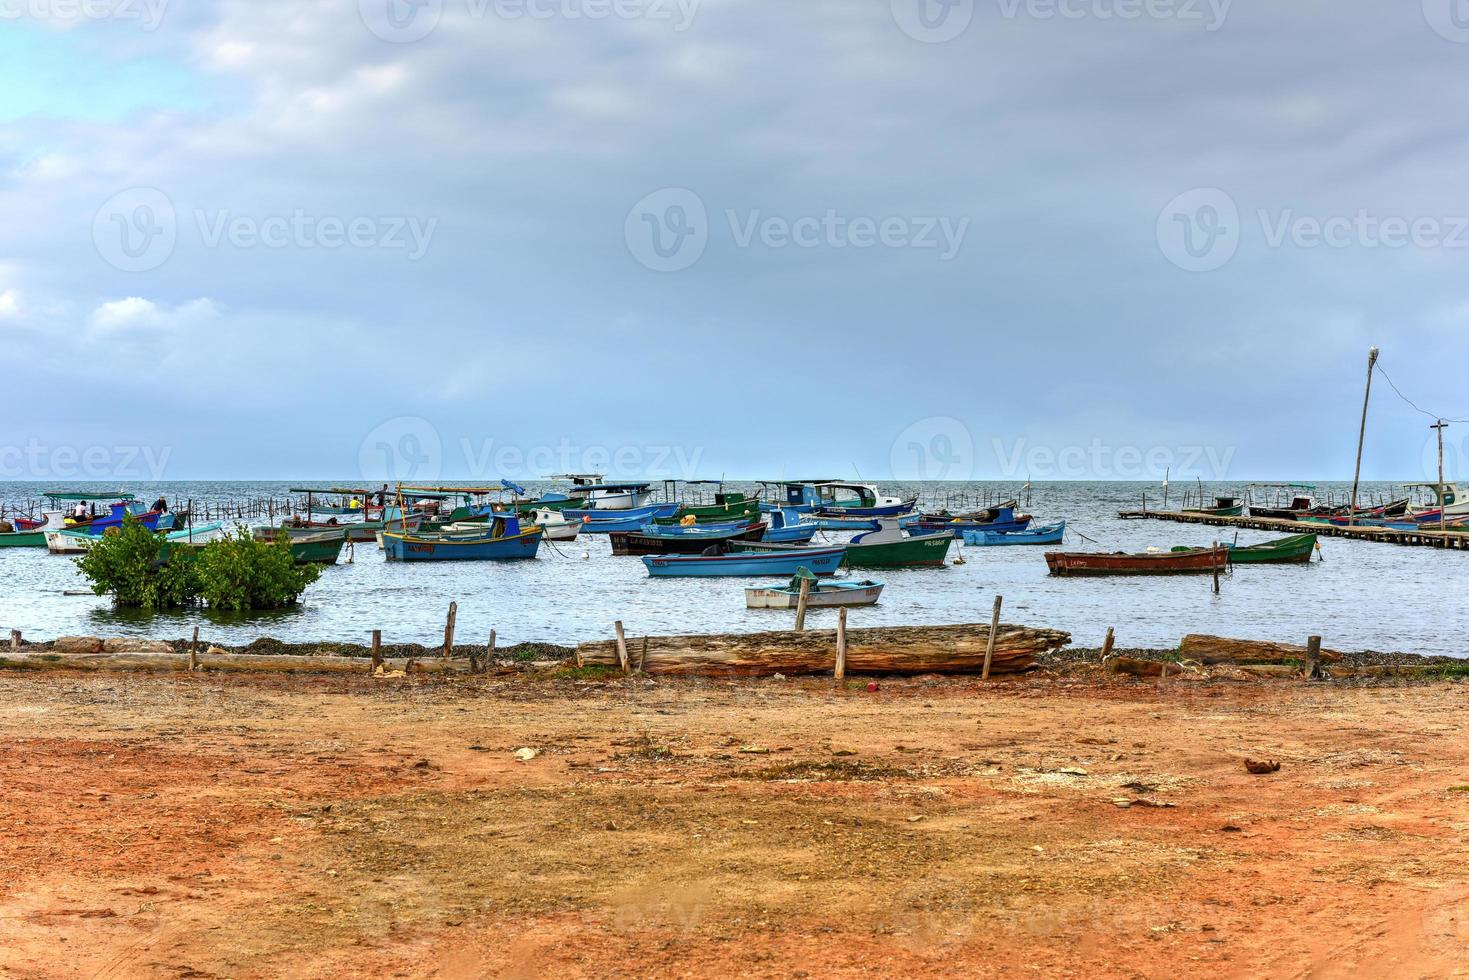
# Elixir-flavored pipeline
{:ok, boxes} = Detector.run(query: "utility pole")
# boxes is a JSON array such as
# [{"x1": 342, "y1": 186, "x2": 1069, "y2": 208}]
[
  {"x1": 1348, "y1": 347, "x2": 1380, "y2": 527},
  {"x1": 1432, "y1": 419, "x2": 1449, "y2": 533}
]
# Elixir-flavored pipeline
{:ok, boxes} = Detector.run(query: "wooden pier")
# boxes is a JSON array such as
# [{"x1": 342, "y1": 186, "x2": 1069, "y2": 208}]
[{"x1": 1115, "y1": 509, "x2": 1469, "y2": 551}]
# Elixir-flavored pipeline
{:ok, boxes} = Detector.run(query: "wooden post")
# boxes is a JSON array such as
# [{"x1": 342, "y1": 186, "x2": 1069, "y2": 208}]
[
  {"x1": 794, "y1": 577, "x2": 812, "y2": 633},
  {"x1": 442, "y1": 601, "x2": 457, "y2": 660},
  {"x1": 1100, "y1": 626, "x2": 1115, "y2": 663},
  {"x1": 189, "y1": 627, "x2": 200, "y2": 671},
  {"x1": 834, "y1": 607, "x2": 848, "y2": 680},
  {"x1": 981, "y1": 595, "x2": 1003, "y2": 681},
  {"x1": 1432, "y1": 419, "x2": 1449, "y2": 533},
  {"x1": 484, "y1": 629, "x2": 496, "y2": 673},
  {"x1": 613, "y1": 621, "x2": 630, "y2": 674},
  {"x1": 1212, "y1": 541, "x2": 1221, "y2": 594},
  {"x1": 9, "y1": 629, "x2": 20, "y2": 652},
  {"x1": 1348, "y1": 346, "x2": 1380, "y2": 526},
  {"x1": 371, "y1": 629, "x2": 382, "y2": 671},
  {"x1": 1306, "y1": 634, "x2": 1322, "y2": 680}
]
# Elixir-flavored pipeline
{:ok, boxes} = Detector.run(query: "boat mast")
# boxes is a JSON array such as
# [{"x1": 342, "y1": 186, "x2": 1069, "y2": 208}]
[{"x1": 1348, "y1": 346, "x2": 1380, "y2": 527}]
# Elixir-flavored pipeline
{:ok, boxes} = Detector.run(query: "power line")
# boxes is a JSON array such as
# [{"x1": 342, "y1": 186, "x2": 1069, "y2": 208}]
[{"x1": 1374, "y1": 360, "x2": 1469, "y2": 424}]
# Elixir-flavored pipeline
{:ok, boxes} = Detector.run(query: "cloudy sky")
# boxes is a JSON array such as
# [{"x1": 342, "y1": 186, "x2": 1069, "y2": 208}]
[{"x1": 3, "y1": 0, "x2": 1468, "y2": 484}]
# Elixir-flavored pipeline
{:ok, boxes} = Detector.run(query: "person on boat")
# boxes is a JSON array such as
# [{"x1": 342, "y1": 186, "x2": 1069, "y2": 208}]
[
  {"x1": 151, "y1": 496, "x2": 168, "y2": 513},
  {"x1": 349, "y1": 497, "x2": 362, "y2": 511},
  {"x1": 72, "y1": 501, "x2": 88, "y2": 522}
]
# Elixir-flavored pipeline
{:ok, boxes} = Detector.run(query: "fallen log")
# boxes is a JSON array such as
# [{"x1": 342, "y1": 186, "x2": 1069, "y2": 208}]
[
  {"x1": 1105, "y1": 656, "x2": 1189, "y2": 678},
  {"x1": 1180, "y1": 634, "x2": 1343, "y2": 665},
  {"x1": 575, "y1": 623, "x2": 1069, "y2": 677}
]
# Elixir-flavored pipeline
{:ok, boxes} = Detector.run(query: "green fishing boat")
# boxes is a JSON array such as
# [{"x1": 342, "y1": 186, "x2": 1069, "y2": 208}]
[
  {"x1": 1225, "y1": 533, "x2": 1318, "y2": 564},
  {"x1": 653, "y1": 491, "x2": 761, "y2": 525},
  {"x1": 244, "y1": 528, "x2": 349, "y2": 564},
  {"x1": 0, "y1": 511, "x2": 66, "y2": 548},
  {"x1": 842, "y1": 520, "x2": 953, "y2": 568},
  {"x1": 1186, "y1": 495, "x2": 1244, "y2": 518}
]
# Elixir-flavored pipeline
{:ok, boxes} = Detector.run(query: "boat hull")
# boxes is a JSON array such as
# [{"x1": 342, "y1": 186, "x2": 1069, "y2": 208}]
[
  {"x1": 383, "y1": 527, "x2": 544, "y2": 561},
  {"x1": 744, "y1": 580, "x2": 884, "y2": 609},
  {"x1": 1225, "y1": 533, "x2": 1317, "y2": 564},
  {"x1": 843, "y1": 532, "x2": 952, "y2": 568},
  {"x1": 961, "y1": 521, "x2": 1066, "y2": 546},
  {"x1": 1045, "y1": 547, "x2": 1228, "y2": 576},
  {"x1": 643, "y1": 547, "x2": 846, "y2": 578},
  {"x1": 609, "y1": 523, "x2": 766, "y2": 556}
]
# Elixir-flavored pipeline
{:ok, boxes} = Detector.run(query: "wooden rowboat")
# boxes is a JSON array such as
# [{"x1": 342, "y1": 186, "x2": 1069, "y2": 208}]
[
  {"x1": 1223, "y1": 533, "x2": 1317, "y2": 564},
  {"x1": 1045, "y1": 546, "x2": 1228, "y2": 576},
  {"x1": 843, "y1": 520, "x2": 952, "y2": 569},
  {"x1": 383, "y1": 515, "x2": 544, "y2": 562},
  {"x1": 609, "y1": 522, "x2": 766, "y2": 556},
  {"x1": 744, "y1": 578, "x2": 885, "y2": 609},
  {"x1": 962, "y1": 521, "x2": 1066, "y2": 546}
]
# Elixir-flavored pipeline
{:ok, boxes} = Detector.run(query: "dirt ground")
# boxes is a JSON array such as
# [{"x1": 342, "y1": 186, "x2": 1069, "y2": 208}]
[{"x1": 0, "y1": 669, "x2": 1466, "y2": 979}]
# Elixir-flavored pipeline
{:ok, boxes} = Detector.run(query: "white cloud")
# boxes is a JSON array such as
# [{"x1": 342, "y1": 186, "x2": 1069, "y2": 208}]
[
  {"x1": 0, "y1": 289, "x2": 20, "y2": 319},
  {"x1": 89, "y1": 297, "x2": 221, "y2": 334}
]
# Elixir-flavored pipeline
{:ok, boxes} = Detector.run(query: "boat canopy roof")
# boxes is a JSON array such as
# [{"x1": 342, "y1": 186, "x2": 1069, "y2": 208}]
[
  {"x1": 289, "y1": 487, "x2": 380, "y2": 495},
  {"x1": 586, "y1": 482, "x2": 653, "y2": 491},
  {"x1": 43, "y1": 490, "x2": 134, "y2": 500}
]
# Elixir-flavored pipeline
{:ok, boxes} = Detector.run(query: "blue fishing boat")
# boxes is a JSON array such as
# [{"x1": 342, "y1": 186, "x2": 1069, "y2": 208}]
[
  {"x1": 961, "y1": 520, "x2": 1066, "y2": 546},
  {"x1": 763, "y1": 509, "x2": 819, "y2": 544},
  {"x1": 382, "y1": 514, "x2": 544, "y2": 562},
  {"x1": 563, "y1": 501, "x2": 679, "y2": 532},
  {"x1": 914, "y1": 505, "x2": 1032, "y2": 538},
  {"x1": 643, "y1": 545, "x2": 846, "y2": 578}
]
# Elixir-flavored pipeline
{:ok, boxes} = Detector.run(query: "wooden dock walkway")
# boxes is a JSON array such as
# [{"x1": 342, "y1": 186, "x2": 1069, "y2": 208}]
[{"x1": 1115, "y1": 509, "x2": 1469, "y2": 551}]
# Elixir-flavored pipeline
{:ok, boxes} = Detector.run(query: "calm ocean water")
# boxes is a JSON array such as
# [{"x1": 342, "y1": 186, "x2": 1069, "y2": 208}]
[{"x1": 0, "y1": 480, "x2": 1461, "y2": 657}]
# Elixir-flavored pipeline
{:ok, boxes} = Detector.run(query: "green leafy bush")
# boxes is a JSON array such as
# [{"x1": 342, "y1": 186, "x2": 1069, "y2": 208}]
[
  {"x1": 75, "y1": 519, "x2": 322, "y2": 611},
  {"x1": 192, "y1": 528, "x2": 322, "y2": 611},
  {"x1": 74, "y1": 517, "x2": 199, "y2": 608}
]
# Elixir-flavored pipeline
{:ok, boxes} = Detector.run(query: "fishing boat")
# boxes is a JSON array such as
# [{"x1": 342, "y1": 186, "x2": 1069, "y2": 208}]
[
  {"x1": 912, "y1": 504, "x2": 1031, "y2": 538},
  {"x1": 744, "y1": 570, "x2": 884, "y2": 609},
  {"x1": 643, "y1": 545, "x2": 846, "y2": 578},
  {"x1": 266, "y1": 507, "x2": 422, "y2": 543},
  {"x1": 56, "y1": 522, "x2": 229, "y2": 554},
  {"x1": 527, "y1": 507, "x2": 582, "y2": 542},
  {"x1": 807, "y1": 483, "x2": 916, "y2": 518},
  {"x1": 842, "y1": 519, "x2": 952, "y2": 568},
  {"x1": 1247, "y1": 485, "x2": 1320, "y2": 520},
  {"x1": 1045, "y1": 546, "x2": 1228, "y2": 576},
  {"x1": 549, "y1": 475, "x2": 656, "y2": 511},
  {"x1": 609, "y1": 522, "x2": 766, "y2": 556},
  {"x1": 250, "y1": 527, "x2": 350, "y2": 564},
  {"x1": 0, "y1": 511, "x2": 65, "y2": 548},
  {"x1": 653, "y1": 487, "x2": 762, "y2": 525},
  {"x1": 383, "y1": 514, "x2": 544, "y2": 562},
  {"x1": 962, "y1": 521, "x2": 1066, "y2": 546},
  {"x1": 1186, "y1": 496, "x2": 1244, "y2": 518},
  {"x1": 763, "y1": 509, "x2": 820, "y2": 544},
  {"x1": 1402, "y1": 482, "x2": 1469, "y2": 519},
  {"x1": 568, "y1": 502, "x2": 681, "y2": 533},
  {"x1": 1223, "y1": 533, "x2": 1317, "y2": 564}
]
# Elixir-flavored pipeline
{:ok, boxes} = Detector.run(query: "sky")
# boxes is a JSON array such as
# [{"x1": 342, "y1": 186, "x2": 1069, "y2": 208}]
[{"x1": 3, "y1": 0, "x2": 1469, "y2": 485}]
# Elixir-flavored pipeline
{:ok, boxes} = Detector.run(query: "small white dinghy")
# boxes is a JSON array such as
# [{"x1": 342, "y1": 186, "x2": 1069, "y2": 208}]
[
  {"x1": 529, "y1": 507, "x2": 583, "y2": 542},
  {"x1": 745, "y1": 567, "x2": 884, "y2": 609}
]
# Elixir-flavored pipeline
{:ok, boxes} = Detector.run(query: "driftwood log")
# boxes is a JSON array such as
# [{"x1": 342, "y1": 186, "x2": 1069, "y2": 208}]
[
  {"x1": 1180, "y1": 634, "x2": 1343, "y2": 665},
  {"x1": 0, "y1": 651, "x2": 477, "y2": 675},
  {"x1": 575, "y1": 623, "x2": 1070, "y2": 677}
]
